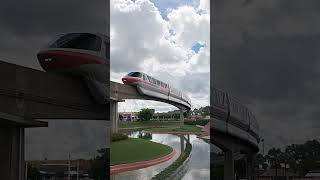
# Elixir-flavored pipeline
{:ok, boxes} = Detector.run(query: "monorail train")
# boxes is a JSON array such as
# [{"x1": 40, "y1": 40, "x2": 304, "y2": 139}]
[
  {"x1": 122, "y1": 72, "x2": 191, "y2": 108},
  {"x1": 212, "y1": 87, "x2": 260, "y2": 146},
  {"x1": 37, "y1": 32, "x2": 109, "y2": 104}
]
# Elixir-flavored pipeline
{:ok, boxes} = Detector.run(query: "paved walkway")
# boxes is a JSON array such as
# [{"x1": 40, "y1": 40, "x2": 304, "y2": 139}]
[{"x1": 197, "y1": 122, "x2": 210, "y2": 140}]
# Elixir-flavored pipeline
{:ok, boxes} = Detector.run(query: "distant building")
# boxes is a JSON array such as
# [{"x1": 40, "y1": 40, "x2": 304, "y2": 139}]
[
  {"x1": 27, "y1": 159, "x2": 92, "y2": 180},
  {"x1": 152, "y1": 107, "x2": 210, "y2": 121},
  {"x1": 153, "y1": 110, "x2": 181, "y2": 121},
  {"x1": 305, "y1": 170, "x2": 320, "y2": 179},
  {"x1": 119, "y1": 112, "x2": 139, "y2": 121},
  {"x1": 259, "y1": 169, "x2": 299, "y2": 180}
]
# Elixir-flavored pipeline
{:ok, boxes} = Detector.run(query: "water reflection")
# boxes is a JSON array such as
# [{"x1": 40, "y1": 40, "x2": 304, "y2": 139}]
[
  {"x1": 112, "y1": 130, "x2": 210, "y2": 180},
  {"x1": 182, "y1": 136, "x2": 210, "y2": 180}
]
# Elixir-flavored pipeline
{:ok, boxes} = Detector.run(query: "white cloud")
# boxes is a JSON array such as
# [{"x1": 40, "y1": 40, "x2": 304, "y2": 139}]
[
  {"x1": 198, "y1": 0, "x2": 210, "y2": 12},
  {"x1": 111, "y1": 0, "x2": 210, "y2": 112},
  {"x1": 167, "y1": 5, "x2": 210, "y2": 49}
]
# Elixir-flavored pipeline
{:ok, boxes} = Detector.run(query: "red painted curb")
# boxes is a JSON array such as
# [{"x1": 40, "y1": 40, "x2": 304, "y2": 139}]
[{"x1": 110, "y1": 149, "x2": 176, "y2": 175}]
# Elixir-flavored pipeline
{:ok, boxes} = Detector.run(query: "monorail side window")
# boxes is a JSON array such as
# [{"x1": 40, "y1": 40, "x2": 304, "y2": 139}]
[
  {"x1": 214, "y1": 90, "x2": 224, "y2": 106},
  {"x1": 50, "y1": 33, "x2": 102, "y2": 51}
]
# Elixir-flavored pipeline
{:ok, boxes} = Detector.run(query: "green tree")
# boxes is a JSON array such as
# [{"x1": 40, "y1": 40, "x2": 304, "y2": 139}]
[
  {"x1": 263, "y1": 139, "x2": 320, "y2": 177},
  {"x1": 119, "y1": 114, "x2": 123, "y2": 121},
  {"x1": 89, "y1": 148, "x2": 108, "y2": 180},
  {"x1": 26, "y1": 164, "x2": 40, "y2": 180},
  {"x1": 265, "y1": 147, "x2": 284, "y2": 178},
  {"x1": 254, "y1": 153, "x2": 268, "y2": 170},
  {"x1": 138, "y1": 108, "x2": 154, "y2": 121}
]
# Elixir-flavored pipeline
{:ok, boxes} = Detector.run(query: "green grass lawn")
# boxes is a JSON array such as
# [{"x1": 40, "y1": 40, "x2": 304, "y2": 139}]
[
  {"x1": 144, "y1": 125, "x2": 202, "y2": 133},
  {"x1": 119, "y1": 121, "x2": 181, "y2": 128},
  {"x1": 110, "y1": 138, "x2": 173, "y2": 165}
]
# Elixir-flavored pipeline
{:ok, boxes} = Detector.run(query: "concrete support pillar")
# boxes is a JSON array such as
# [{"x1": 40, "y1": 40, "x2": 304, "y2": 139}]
[
  {"x1": 110, "y1": 100, "x2": 118, "y2": 133},
  {"x1": 0, "y1": 126, "x2": 25, "y2": 180},
  {"x1": 18, "y1": 128, "x2": 24, "y2": 180},
  {"x1": 224, "y1": 150, "x2": 234, "y2": 180},
  {"x1": 246, "y1": 155, "x2": 253, "y2": 180},
  {"x1": 180, "y1": 135, "x2": 185, "y2": 154},
  {"x1": 180, "y1": 109, "x2": 184, "y2": 126}
]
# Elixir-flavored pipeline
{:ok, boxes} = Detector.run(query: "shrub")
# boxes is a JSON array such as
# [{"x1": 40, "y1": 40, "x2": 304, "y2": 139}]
[
  {"x1": 111, "y1": 133, "x2": 128, "y2": 142},
  {"x1": 185, "y1": 119, "x2": 209, "y2": 126}
]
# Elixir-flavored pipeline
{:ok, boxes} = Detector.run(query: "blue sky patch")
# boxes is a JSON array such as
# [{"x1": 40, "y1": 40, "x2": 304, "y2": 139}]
[
  {"x1": 150, "y1": 0, "x2": 199, "y2": 20},
  {"x1": 191, "y1": 42, "x2": 206, "y2": 53}
]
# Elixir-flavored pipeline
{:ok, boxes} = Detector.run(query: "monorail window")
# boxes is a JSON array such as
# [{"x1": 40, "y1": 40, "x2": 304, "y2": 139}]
[
  {"x1": 214, "y1": 91, "x2": 224, "y2": 105},
  {"x1": 128, "y1": 72, "x2": 142, "y2": 77},
  {"x1": 143, "y1": 74, "x2": 147, "y2": 80},
  {"x1": 50, "y1": 33, "x2": 102, "y2": 51}
]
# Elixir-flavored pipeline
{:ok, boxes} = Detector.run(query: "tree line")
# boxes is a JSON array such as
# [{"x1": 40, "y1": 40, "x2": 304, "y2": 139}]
[{"x1": 254, "y1": 139, "x2": 320, "y2": 176}]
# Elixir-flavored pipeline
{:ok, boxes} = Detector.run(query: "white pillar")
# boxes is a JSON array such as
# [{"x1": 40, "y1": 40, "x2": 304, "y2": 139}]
[
  {"x1": 76, "y1": 160, "x2": 79, "y2": 180},
  {"x1": 18, "y1": 128, "x2": 24, "y2": 180},
  {"x1": 68, "y1": 154, "x2": 71, "y2": 180},
  {"x1": 246, "y1": 155, "x2": 253, "y2": 180},
  {"x1": 110, "y1": 101, "x2": 119, "y2": 133},
  {"x1": 25, "y1": 162, "x2": 27, "y2": 180},
  {"x1": 180, "y1": 109, "x2": 184, "y2": 126},
  {"x1": 180, "y1": 135, "x2": 185, "y2": 153}
]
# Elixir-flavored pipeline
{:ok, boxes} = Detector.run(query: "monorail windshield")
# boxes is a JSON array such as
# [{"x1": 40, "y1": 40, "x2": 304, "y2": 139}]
[
  {"x1": 49, "y1": 33, "x2": 102, "y2": 51},
  {"x1": 128, "y1": 72, "x2": 142, "y2": 77}
]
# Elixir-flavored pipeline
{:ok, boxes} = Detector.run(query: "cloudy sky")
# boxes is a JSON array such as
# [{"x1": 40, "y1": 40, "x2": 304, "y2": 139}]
[
  {"x1": 213, "y1": 0, "x2": 320, "y2": 151},
  {"x1": 0, "y1": 0, "x2": 108, "y2": 160},
  {"x1": 110, "y1": 0, "x2": 210, "y2": 112},
  {"x1": 25, "y1": 120, "x2": 108, "y2": 160},
  {"x1": 0, "y1": 0, "x2": 210, "y2": 113},
  {"x1": 0, "y1": 0, "x2": 107, "y2": 69}
]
